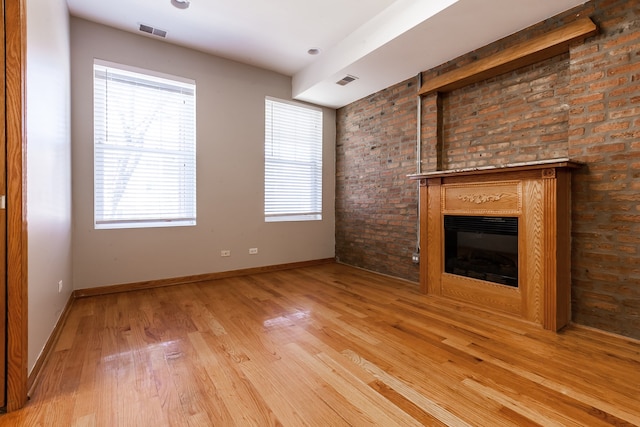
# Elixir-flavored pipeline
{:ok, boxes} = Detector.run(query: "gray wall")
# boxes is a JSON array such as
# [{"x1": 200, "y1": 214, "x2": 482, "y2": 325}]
[
  {"x1": 26, "y1": 0, "x2": 73, "y2": 371},
  {"x1": 70, "y1": 18, "x2": 336, "y2": 289}
]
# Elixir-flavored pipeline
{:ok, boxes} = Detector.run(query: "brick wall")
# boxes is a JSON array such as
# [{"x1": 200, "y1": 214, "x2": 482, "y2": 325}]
[
  {"x1": 336, "y1": 0, "x2": 640, "y2": 339},
  {"x1": 442, "y1": 54, "x2": 571, "y2": 169},
  {"x1": 568, "y1": 0, "x2": 640, "y2": 337},
  {"x1": 336, "y1": 80, "x2": 420, "y2": 281}
]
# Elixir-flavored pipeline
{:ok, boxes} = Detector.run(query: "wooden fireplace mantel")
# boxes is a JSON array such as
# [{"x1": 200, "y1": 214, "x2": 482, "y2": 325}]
[{"x1": 409, "y1": 159, "x2": 582, "y2": 331}]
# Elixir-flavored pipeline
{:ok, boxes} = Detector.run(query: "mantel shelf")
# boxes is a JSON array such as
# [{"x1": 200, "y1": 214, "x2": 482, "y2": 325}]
[
  {"x1": 409, "y1": 158, "x2": 583, "y2": 181},
  {"x1": 418, "y1": 17, "x2": 598, "y2": 96}
]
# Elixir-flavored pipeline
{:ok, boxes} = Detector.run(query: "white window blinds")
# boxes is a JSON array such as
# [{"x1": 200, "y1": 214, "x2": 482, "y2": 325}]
[
  {"x1": 93, "y1": 61, "x2": 196, "y2": 229},
  {"x1": 265, "y1": 97, "x2": 323, "y2": 222}
]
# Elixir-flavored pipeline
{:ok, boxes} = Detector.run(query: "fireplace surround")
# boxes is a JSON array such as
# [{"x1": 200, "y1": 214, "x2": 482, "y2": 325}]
[{"x1": 410, "y1": 159, "x2": 581, "y2": 331}]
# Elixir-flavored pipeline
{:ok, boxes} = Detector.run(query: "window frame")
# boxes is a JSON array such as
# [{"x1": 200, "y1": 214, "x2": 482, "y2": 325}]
[
  {"x1": 93, "y1": 59, "x2": 197, "y2": 230},
  {"x1": 264, "y1": 96, "x2": 323, "y2": 223}
]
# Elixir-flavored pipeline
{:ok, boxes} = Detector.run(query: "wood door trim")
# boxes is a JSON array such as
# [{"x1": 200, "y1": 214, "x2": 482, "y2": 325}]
[
  {"x1": 0, "y1": 0, "x2": 6, "y2": 408},
  {"x1": 4, "y1": 0, "x2": 28, "y2": 412}
]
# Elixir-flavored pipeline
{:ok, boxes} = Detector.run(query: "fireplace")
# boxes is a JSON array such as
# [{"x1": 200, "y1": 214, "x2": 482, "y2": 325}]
[
  {"x1": 410, "y1": 159, "x2": 581, "y2": 331},
  {"x1": 444, "y1": 215, "x2": 518, "y2": 288}
]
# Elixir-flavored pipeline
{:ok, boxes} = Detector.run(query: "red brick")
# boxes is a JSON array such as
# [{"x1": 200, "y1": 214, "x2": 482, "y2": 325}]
[
  {"x1": 571, "y1": 92, "x2": 605, "y2": 105},
  {"x1": 592, "y1": 122, "x2": 630, "y2": 134}
]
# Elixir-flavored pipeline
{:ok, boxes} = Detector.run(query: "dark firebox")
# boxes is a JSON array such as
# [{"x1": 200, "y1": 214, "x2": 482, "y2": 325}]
[{"x1": 444, "y1": 215, "x2": 518, "y2": 287}]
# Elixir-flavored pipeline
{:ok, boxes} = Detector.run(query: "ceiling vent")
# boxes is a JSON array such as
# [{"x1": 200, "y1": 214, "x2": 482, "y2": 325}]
[
  {"x1": 336, "y1": 75, "x2": 358, "y2": 86},
  {"x1": 139, "y1": 24, "x2": 167, "y2": 38}
]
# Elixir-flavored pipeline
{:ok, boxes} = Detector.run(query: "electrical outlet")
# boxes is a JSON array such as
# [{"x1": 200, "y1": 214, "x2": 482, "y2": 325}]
[
  {"x1": 221, "y1": 250, "x2": 231, "y2": 257},
  {"x1": 249, "y1": 248, "x2": 258, "y2": 255},
  {"x1": 58, "y1": 280, "x2": 63, "y2": 293}
]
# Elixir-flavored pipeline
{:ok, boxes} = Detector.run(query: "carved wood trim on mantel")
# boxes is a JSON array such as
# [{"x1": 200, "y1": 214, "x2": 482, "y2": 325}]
[
  {"x1": 409, "y1": 159, "x2": 582, "y2": 331},
  {"x1": 418, "y1": 17, "x2": 598, "y2": 96}
]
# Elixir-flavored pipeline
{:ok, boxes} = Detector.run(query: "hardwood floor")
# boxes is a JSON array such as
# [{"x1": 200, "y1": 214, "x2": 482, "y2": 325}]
[{"x1": 2, "y1": 263, "x2": 639, "y2": 426}]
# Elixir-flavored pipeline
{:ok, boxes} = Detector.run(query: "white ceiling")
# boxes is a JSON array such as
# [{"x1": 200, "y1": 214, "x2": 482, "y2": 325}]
[{"x1": 66, "y1": 0, "x2": 588, "y2": 108}]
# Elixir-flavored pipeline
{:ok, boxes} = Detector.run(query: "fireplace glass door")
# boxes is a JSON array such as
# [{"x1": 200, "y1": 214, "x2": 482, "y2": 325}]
[{"x1": 444, "y1": 215, "x2": 518, "y2": 287}]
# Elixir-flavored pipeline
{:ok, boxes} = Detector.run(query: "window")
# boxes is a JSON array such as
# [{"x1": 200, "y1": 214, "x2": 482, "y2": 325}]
[
  {"x1": 93, "y1": 60, "x2": 196, "y2": 229},
  {"x1": 264, "y1": 97, "x2": 323, "y2": 222}
]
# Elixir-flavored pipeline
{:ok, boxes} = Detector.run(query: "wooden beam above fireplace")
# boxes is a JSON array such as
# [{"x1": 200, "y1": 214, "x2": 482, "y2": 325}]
[{"x1": 418, "y1": 18, "x2": 598, "y2": 96}]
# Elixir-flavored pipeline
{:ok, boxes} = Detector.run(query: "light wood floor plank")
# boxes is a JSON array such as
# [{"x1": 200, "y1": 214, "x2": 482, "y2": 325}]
[{"x1": 2, "y1": 263, "x2": 639, "y2": 426}]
